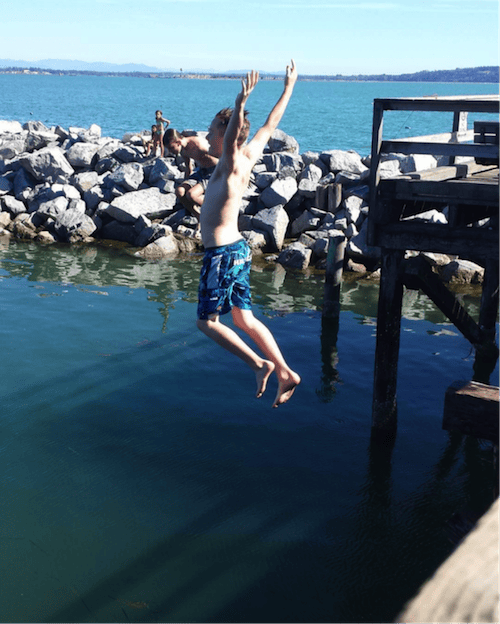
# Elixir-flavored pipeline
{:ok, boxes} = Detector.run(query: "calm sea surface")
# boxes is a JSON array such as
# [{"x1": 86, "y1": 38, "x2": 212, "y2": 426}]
[
  {"x1": 0, "y1": 74, "x2": 497, "y2": 153},
  {"x1": 0, "y1": 76, "x2": 498, "y2": 623}
]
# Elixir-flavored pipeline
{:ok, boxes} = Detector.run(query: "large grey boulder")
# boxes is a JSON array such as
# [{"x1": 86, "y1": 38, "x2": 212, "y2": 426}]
[
  {"x1": 66, "y1": 142, "x2": 100, "y2": 168},
  {"x1": 346, "y1": 220, "x2": 381, "y2": 263},
  {"x1": 112, "y1": 144, "x2": 142, "y2": 163},
  {"x1": 298, "y1": 163, "x2": 323, "y2": 198},
  {"x1": 268, "y1": 129, "x2": 299, "y2": 154},
  {"x1": 252, "y1": 205, "x2": 289, "y2": 251},
  {"x1": 135, "y1": 233, "x2": 180, "y2": 259},
  {"x1": 320, "y1": 149, "x2": 368, "y2": 175},
  {"x1": 278, "y1": 242, "x2": 312, "y2": 270},
  {"x1": 54, "y1": 208, "x2": 97, "y2": 242},
  {"x1": 254, "y1": 171, "x2": 278, "y2": 190},
  {"x1": 37, "y1": 196, "x2": 69, "y2": 219},
  {"x1": 2, "y1": 195, "x2": 26, "y2": 216},
  {"x1": 73, "y1": 171, "x2": 99, "y2": 193},
  {"x1": 107, "y1": 162, "x2": 144, "y2": 192},
  {"x1": 344, "y1": 195, "x2": 366, "y2": 228},
  {"x1": 25, "y1": 130, "x2": 60, "y2": 153},
  {"x1": 148, "y1": 158, "x2": 182, "y2": 184},
  {"x1": 260, "y1": 176, "x2": 298, "y2": 208},
  {"x1": 290, "y1": 210, "x2": 321, "y2": 236},
  {"x1": 135, "y1": 223, "x2": 171, "y2": 248},
  {"x1": 440, "y1": 259, "x2": 484, "y2": 284},
  {"x1": 0, "y1": 120, "x2": 23, "y2": 134},
  {"x1": 19, "y1": 146, "x2": 74, "y2": 182},
  {"x1": 100, "y1": 219, "x2": 137, "y2": 244},
  {"x1": 0, "y1": 134, "x2": 27, "y2": 159},
  {"x1": 105, "y1": 187, "x2": 177, "y2": 222}
]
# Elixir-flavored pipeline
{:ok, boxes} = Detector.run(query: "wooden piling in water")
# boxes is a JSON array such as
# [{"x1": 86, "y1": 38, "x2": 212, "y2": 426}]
[{"x1": 322, "y1": 232, "x2": 346, "y2": 320}]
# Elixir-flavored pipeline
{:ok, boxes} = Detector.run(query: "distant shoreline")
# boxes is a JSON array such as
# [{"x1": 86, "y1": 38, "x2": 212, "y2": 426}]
[{"x1": 0, "y1": 65, "x2": 498, "y2": 84}]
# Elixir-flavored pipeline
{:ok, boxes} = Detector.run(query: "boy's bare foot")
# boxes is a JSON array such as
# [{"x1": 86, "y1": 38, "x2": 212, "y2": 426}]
[
  {"x1": 256, "y1": 360, "x2": 275, "y2": 398},
  {"x1": 273, "y1": 371, "x2": 301, "y2": 408}
]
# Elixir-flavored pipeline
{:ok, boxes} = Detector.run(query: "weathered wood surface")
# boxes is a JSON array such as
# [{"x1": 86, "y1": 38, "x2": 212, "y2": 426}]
[
  {"x1": 398, "y1": 498, "x2": 499, "y2": 623},
  {"x1": 373, "y1": 221, "x2": 498, "y2": 259},
  {"x1": 372, "y1": 249, "x2": 404, "y2": 430},
  {"x1": 374, "y1": 94, "x2": 499, "y2": 114},
  {"x1": 443, "y1": 380, "x2": 499, "y2": 442},
  {"x1": 381, "y1": 139, "x2": 498, "y2": 159},
  {"x1": 379, "y1": 172, "x2": 499, "y2": 204},
  {"x1": 323, "y1": 233, "x2": 346, "y2": 319},
  {"x1": 401, "y1": 162, "x2": 496, "y2": 182}
]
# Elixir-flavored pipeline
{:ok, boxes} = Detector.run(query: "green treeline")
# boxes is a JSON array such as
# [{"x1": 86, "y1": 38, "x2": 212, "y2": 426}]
[{"x1": 1, "y1": 65, "x2": 498, "y2": 83}]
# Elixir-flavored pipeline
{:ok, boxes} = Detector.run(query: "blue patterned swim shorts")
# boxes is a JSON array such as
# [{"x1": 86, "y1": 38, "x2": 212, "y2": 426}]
[{"x1": 197, "y1": 239, "x2": 252, "y2": 320}]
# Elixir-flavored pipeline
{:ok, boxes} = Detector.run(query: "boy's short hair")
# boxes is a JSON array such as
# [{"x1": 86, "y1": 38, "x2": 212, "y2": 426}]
[
  {"x1": 216, "y1": 107, "x2": 250, "y2": 145},
  {"x1": 164, "y1": 128, "x2": 181, "y2": 145}
]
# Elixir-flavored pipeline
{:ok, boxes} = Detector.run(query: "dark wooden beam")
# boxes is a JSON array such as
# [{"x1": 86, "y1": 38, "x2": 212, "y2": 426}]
[
  {"x1": 443, "y1": 380, "x2": 499, "y2": 442},
  {"x1": 372, "y1": 249, "x2": 404, "y2": 430}
]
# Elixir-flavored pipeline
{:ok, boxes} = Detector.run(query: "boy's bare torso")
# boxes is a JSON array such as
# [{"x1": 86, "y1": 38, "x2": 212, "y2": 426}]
[{"x1": 199, "y1": 148, "x2": 252, "y2": 248}]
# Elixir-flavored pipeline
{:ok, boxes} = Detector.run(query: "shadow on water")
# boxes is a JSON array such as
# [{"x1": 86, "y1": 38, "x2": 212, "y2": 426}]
[{"x1": 0, "y1": 238, "x2": 497, "y2": 623}]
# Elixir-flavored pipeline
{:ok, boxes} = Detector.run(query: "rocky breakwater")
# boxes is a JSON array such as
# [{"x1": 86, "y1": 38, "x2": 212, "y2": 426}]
[{"x1": 0, "y1": 119, "x2": 487, "y2": 284}]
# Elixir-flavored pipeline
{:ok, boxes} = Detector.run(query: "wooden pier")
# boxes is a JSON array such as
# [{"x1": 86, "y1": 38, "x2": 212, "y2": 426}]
[{"x1": 367, "y1": 95, "x2": 499, "y2": 433}]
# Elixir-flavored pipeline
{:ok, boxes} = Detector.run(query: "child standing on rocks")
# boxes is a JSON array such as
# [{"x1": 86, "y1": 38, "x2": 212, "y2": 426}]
[
  {"x1": 154, "y1": 110, "x2": 170, "y2": 157},
  {"x1": 196, "y1": 60, "x2": 301, "y2": 408}
]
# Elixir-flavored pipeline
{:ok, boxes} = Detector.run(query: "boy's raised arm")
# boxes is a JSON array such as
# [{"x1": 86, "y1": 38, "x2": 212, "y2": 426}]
[
  {"x1": 223, "y1": 70, "x2": 259, "y2": 159},
  {"x1": 246, "y1": 60, "x2": 297, "y2": 163}
]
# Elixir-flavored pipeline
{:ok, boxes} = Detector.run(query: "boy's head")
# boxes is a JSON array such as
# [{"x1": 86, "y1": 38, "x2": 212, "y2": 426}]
[
  {"x1": 164, "y1": 128, "x2": 183, "y2": 154},
  {"x1": 207, "y1": 108, "x2": 250, "y2": 156}
]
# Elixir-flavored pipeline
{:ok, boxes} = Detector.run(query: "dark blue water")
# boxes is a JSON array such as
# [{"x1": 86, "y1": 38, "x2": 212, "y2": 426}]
[
  {"x1": 0, "y1": 74, "x2": 497, "y2": 153},
  {"x1": 0, "y1": 238, "x2": 497, "y2": 623}
]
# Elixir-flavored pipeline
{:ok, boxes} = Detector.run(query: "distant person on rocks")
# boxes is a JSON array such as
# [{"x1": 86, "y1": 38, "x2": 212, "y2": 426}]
[
  {"x1": 196, "y1": 60, "x2": 301, "y2": 408},
  {"x1": 164, "y1": 128, "x2": 218, "y2": 221},
  {"x1": 154, "y1": 110, "x2": 170, "y2": 157},
  {"x1": 143, "y1": 124, "x2": 157, "y2": 158}
]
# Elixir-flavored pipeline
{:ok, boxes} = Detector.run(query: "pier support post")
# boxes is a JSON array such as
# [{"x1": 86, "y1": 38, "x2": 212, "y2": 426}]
[
  {"x1": 372, "y1": 249, "x2": 404, "y2": 431},
  {"x1": 474, "y1": 259, "x2": 499, "y2": 384},
  {"x1": 322, "y1": 233, "x2": 346, "y2": 320}
]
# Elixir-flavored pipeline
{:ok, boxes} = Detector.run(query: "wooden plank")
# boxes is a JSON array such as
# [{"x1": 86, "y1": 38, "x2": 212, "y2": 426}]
[
  {"x1": 381, "y1": 140, "x2": 499, "y2": 159},
  {"x1": 392, "y1": 129, "x2": 473, "y2": 144},
  {"x1": 372, "y1": 222, "x2": 499, "y2": 259},
  {"x1": 443, "y1": 380, "x2": 499, "y2": 442},
  {"x1": 379, "y1": 176, "x2": 499, "y2": 204},
  {"x1": 374, "y1": 96, "x2": 499, "y2": 114},
  {"x1": 401, "y1": 162, "x2": 495, "y2": 182}
]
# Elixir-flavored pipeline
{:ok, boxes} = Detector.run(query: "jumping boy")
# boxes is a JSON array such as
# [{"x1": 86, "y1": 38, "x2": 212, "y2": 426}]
[
  {"x1": 197, "y1": 60, "x2": 301, "y2": 408},
  {"x1": 165, "y1": 129, "x2": 219, "y2": 220}
]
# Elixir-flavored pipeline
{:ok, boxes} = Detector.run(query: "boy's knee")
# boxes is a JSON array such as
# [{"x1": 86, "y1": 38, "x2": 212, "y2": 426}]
[{"x1": 176, "y1": 185, "x2": 186, "y2": 198}]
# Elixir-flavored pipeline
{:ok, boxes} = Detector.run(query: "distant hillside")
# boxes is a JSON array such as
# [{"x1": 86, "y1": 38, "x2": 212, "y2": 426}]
[
  {"x1": 0, "y1": 59, "x2": 497, "y2": 83},
  {"x1": 311, "y1": 66, "x2": 499, "y2": 83},
  {"x1": 0, "y1": 58, "x2": 174, "y2": 73}
]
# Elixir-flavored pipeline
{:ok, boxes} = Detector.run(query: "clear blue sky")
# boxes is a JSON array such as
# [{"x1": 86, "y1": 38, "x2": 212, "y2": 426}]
[{"x1": 2, "y1": 0, "x2": 498, "y2": 75}]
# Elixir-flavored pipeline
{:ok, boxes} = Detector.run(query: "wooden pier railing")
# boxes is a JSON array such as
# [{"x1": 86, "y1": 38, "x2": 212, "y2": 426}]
[{"x1": 367, "y1": 95, "x2": 499, "y2": 432}]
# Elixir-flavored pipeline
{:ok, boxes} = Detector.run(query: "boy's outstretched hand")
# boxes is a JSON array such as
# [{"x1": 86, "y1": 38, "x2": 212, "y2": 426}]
[
  {"x1": 285, "y1": 59, "x2": 297, "y2": 88},
  {"x1": 237, "y1": 70, "x2": 259, "y2": 106}
]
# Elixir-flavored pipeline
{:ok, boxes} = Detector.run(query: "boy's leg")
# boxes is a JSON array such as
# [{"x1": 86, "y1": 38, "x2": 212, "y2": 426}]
[
  {"x1": 196, "y1": 315, "x2": 274, "y2": 398},
  {"x1": 231, "y1": 307, "x2": 301, "y2": 407},
  {"x1": 178, "y1": 182, "x2": 203, "y2": 220}
]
